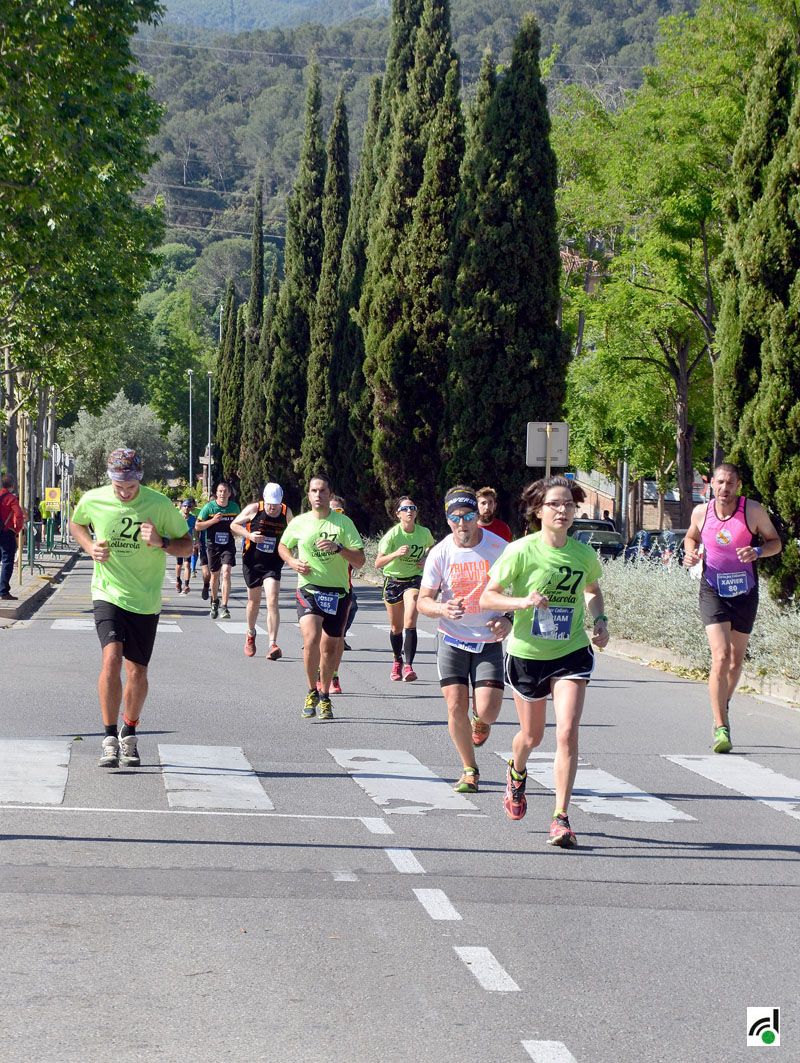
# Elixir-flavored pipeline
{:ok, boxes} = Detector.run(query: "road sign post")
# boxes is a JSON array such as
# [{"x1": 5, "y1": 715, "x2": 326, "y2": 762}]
[{"x1": 526, "y1": 422, "x2": 569, "y2": 476}]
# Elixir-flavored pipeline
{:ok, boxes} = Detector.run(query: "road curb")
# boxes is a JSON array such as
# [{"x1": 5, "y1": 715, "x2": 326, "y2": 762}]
[{"x1": 0, "y1": 550, "x2": 81, "y2": 623}]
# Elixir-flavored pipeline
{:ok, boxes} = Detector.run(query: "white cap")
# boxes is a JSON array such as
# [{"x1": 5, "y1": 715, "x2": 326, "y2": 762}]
[{"x1": 263, "y1": 482, "x2": 283, "y2": 505}]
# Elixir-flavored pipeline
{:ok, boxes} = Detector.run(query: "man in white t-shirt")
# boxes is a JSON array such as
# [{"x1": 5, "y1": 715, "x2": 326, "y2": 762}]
[{"x1": 418, "y1": 485, "x2": 511, "y2": 793}]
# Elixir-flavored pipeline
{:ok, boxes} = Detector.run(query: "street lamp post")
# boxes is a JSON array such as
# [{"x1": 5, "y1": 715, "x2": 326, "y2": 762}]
[
  {"x1": 207, "y1": 370, "x2": 213, "y2": 497},
  {"x1": 188, "y1": 368, "x2": 194, "y2": 490}
]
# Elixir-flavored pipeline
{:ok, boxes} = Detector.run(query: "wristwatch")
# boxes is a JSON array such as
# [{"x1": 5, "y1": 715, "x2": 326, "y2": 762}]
[
  {"x1": 161, "y1": 536, "x2": 171, "y2": 550},
  {"x1": 335, "y1": 542, "x2": 343, "y2": 553}
]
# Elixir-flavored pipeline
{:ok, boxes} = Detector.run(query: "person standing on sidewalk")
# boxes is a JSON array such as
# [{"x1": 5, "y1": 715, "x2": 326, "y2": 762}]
[
  {"x1": 480, "y1": 476, "x2": 609, "y2": 849},
  {"x1": 417, "y1": 486, "x2": 510, "y2": 793},
  {"x1": 195, "y1": 482, "x2": 239, "y2": 619},
  {"x1": 231, "y1": 482, "x2": 292, "y2": 660},
  {"x1": 683, "y1": 462, "x2": 782, "y2": 754},
  {"x1": 0, "y1": 474, "x2": 26, "y2": 601},
  {"x1": 69, "y1": 449, "x2": 191, "y2": 768},
  {"x1": 278, "y1": 474, "x2": 365, "y2": 721}
]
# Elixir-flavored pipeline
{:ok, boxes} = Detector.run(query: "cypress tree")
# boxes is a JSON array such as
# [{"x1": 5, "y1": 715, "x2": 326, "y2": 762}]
[
  {"x1": 214, "y1": 279, "x2": 237, "y2": 486},
  {"x1": 300, "y1": 84, "x2": 351, "y2": 485},
  {"x1": 331, "y1": 77, "x2": 382, "y2": 519},
  {"x1": 443, "y1": 16, "x2": 566, "y2": 506},
  {"x1": 245, "y1": 175, "x2": 265, "y2": 355},
  {"x1": 369, "y1": 60, "x2": 464, "y2": 513},
  {"x1": 221, "y1": 304, "x2": 246, "y2": 487},
  {"x1": 263, "y1": 59, "x2": 326, "y2": 504},
  {"x1": 238, "y1": 179, "x2": 267, "y2": 502},
  {"x1": 716, "y1": 27, "x2": 800, "y2": 598}
]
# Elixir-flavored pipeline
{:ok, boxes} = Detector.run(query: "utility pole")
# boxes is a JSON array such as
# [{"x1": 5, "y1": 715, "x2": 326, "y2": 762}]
[{"x1": 187, "y1": 368, "x2": 194, "y2": 490}]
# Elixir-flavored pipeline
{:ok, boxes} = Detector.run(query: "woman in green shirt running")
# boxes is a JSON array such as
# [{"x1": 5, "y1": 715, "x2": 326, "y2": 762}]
[
  {"x1": 375, "y1": 496, "x2": 435, "y2": 682},
  {"x1": 480, "y1": 476, "x2": 610, "y2": 849}
]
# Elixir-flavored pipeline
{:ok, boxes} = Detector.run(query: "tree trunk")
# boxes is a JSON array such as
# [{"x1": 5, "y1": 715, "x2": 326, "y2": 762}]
[{"x1": 675, "y1": 339, "x2": 696, "y2": 526}]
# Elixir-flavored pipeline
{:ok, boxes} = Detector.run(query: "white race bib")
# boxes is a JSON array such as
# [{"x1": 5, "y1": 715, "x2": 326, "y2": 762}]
[{"x1": 442, "y1": 634, "x2": 482, "y2": 654}]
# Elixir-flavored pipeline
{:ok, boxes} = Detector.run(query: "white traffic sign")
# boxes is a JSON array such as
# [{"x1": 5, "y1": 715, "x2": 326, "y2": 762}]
[{"x1": 526, "y1": 421, "x2": 569, "y2": 470}]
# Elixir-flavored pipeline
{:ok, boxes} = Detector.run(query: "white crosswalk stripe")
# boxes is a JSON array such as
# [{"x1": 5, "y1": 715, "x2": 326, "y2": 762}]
[
  {"x1": 158, "y1": 744, "x2": 274, "y2": 810},
  {"x1": 50, "y1": 619, "x2": 182, "y2": 632},
  {"x1": 665, "y1": 755, "x2": 800, "y2": 820},
  {"x1": 215, "y1": 622, "x2": 267, "y2": 635},
  {"x1": 372, "y1": 624, "x2": 435, "y2": 639},
  {"x1": 522, "y1": 1041, "x2": 578, "y2": 1063},
  {"x1": 497, "y1": 751, "x2": 695, "y2": 823},
  {"x1": 0, "y1": 739, "x2": 71, "y2": 804},
  {"x1": 328, "y1": 748, "x2": 478, "y2": 815}
]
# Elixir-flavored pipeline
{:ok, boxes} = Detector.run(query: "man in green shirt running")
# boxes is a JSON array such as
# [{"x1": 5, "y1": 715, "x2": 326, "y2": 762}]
[
  {"x1": 70, "y1": 448, "x2": 192, "y2": 769},
  {"x1": 195, "y1": 482, "x2": 239, "y2": 619},
  {"x1": 278, "y1": 474, "x2": 365, "y2": 720}
]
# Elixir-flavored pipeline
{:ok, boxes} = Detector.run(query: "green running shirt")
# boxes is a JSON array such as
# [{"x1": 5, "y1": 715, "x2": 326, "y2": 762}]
[
  {"x1": 280, "y1": 510, "x2": 364, "y2": 589},
  {"x1": 378, "y1": 523, "x2": 435, "y2": 579},
  {"x1": 72, "y1": 484, "x2": 189, "y2": 615}
]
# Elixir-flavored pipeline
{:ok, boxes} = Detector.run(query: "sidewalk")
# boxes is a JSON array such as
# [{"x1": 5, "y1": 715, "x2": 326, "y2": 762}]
[{"x1": 0, "y1": 543, "x2": 81, "y2": 625}]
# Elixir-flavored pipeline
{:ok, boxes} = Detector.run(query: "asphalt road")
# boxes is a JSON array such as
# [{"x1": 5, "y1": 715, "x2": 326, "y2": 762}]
[{"x1": 0, "y1": 558, "x2": 797, "y2": 1063}]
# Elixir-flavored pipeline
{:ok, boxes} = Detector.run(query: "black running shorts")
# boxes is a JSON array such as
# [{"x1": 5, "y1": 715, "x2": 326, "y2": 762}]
[
  {"x1": 93, "y1": 600, "x2": 159, "y2": 666},
  {"x1": 242, "y1": 557, "x2": 283, "y2": 589},
  {"x1": 699, "y1": 579, "x2": 758, "y2": 634},
  {"x1": 206, "y1": 544, "x2": 236, "y2": 573},
  {"x1": 505, "y1": 645, "x2": 595, "y2": 702},
  {"x1": 296, "y1": 584, "x2": 352, "y2": 637},
  {"x1": 382, "y1": 574, "x2": 422, "y2": 604}
]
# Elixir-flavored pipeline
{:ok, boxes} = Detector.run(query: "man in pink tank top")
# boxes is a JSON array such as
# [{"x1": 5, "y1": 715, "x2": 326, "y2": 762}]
[{"x1": 683, "y1": 463, "x2": 781, "y2": 754}]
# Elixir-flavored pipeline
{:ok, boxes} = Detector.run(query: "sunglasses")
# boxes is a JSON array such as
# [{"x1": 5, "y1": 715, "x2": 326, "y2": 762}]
[
  {"x1": 397, "y1": 505, "x2": 417, "y2": 512},
  {"x1": 542, "y1": 500, "x2": 576, "y2": 511},
  {"x1": 448, "y1": 511, "x2": 478, "y2": 524}
]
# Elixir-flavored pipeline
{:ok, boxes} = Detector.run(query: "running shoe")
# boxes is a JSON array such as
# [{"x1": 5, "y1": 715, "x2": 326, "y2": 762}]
[
  {"x1": 391, "y1": 660, "x2": 402, "y2": 681},
  {"x1": 318, "y1": 696, "x2": 334, "y2": 721},
  {"x1": 220, "y1": 605, "x2": 231, "y2": 620},
  {"x1": 182, "y1": 584, "x2": 190, "y2": 595},
  {"x1": 504, "y1": 760, "x2": 527, "y2": 820},
  {"x1": 201, "y1": 582, "x2": 210, "y2": 601},
  {"x1": 175, "y1": 577, "x2": 182, "y2": 592},
  {"x1": 402, "y1": 665, "x2": 417, "y2": 682},
  {"x1": 454, "y1": 767, "x2": 479, "y2": 793},
  {"x1": 98, "y1": 735, "x2": 119, "y2": 768},
  {"x1": 244, "y1": 632, "x2": 256, "y2": 657},
  {"x1": 713, "y1": 725, "x2": 732, "y2": 754},
  {"x1": 302, "y1": 689, "x2": 319, "y2": 719},
  {"x1": 548, "y1": 812, "x2": 577, "y2": 848},
  {"x1": 330, "y1": 674, "x2": 343, "y2": 695},
  {"x1": 210, "y1": 598, "x2": 219, "y2": 620},
  {"x1": 472, "y1": 715, "x2": 491, "y2": 747},
  {"x1": 267, "y1": 643, "x2": 282, "y2": 661},
  {"x1": 119, "y1": 734, "x2": 140, "y2": 768},
  {"x1": 343, "y1": 640, "x2": 352, "y2": 651}
]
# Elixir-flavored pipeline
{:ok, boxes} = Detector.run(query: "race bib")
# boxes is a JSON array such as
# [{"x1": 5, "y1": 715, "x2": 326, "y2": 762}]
[
  {"x1": 442, "y1": 634, "x2": 482, "y2": 654},
  {"x1": 256, "y1": 536, "x2": 276, "y2": 553},
  {"x1": 214, "y1": 531, "x2": 229, "y2": 546},
  {"x1": 313, "y1": 589, "x2": 341, "y2": 615},
  {"x1": 717, "y1": 571, "x2": 748, "y2": 598},
  {"x1": 531, "y1": 607, "x2": 573, "y2": 640}
]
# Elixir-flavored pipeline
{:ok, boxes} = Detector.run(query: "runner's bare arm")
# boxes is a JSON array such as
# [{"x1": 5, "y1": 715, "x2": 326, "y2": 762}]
[
  {"x1": 195, "y1": 512, "x2": 220, "y2": 530},
  {"x1": 140, "y1": 521, "x2": 192, "y2": 555},
  {"x1": 69, "y1": 520, "x2": 109, "y2": 562},
  {"x1": 742, "y1": 501, "x2": 783, "y2": 561},
  {"x1": 584, "y1": 580, "x2": 609, "y2": 648},
  {"x1": 375, "y1": 546, "x2": 409, "y2": 570},
  {"x1": 231, "y1": 504, "x2": 259, "y2": 540},
  {"x1": 278, "y1": 541, "x2": 311, "y2": 575},
  {"x1": 417, "y1": 583, "x2": 464, "y2": 620},
  {"x1": 683, "y1": 503, "x2": 706, "y2": 567},
  {"x1": 479, "y1": 577, "x2": 547, "y2": 613}
]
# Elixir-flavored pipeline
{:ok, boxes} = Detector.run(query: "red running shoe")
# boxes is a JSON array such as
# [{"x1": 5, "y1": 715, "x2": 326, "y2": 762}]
[
  {"x1": 402, "y1": 665, "x2": 417, "y2": 682},
  {"x1": 503, "y1": 760, "x2": 527, "y2": 821},
  {"x1": 330, "y1": 675, "x2": 343, "y2": 695},
  {"x1": 391, "y1": 660, "x2": 402, "y2": 681},
  {"x1": 547, "y1": 812, "x2": 578, "y2": 848},
  {"x1": 472, "y1": 715, "x2": 491, "y2": 747},
  {"x1": 244, "y1": 632, "x2": 256, "y2": 658},
  {"x1": 267, "y1": 643, "x2": 282, "y2": 660}
]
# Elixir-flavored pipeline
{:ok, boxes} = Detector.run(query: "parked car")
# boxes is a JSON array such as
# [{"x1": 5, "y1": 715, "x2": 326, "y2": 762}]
[
  {"x1": 624, "y1": 528, "x2": 689, "y2": 565},
  {"x1": 568, "y1": 518, "x2": 625, "y2": 560}
]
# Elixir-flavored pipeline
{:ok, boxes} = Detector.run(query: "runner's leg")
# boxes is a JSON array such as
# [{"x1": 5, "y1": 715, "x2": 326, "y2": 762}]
[
  {"x1": 265, "y1": 577, "x2": 280, "y2": 645},
  {"x1": 121, "y1": 659, "x2": 149, "y2": 725},
  {"x1": 510, "y1": 691, "x2": 547, "y2": 774},
  {"x1": 300, "y1": 614, "x2": 323, "y2": 691},
  {"x1": 473, "y1": 684, "x2": 504, "y2": 729},
  {"x1": 705, "y1": 622, "x2": 734, "y2": 728},
  {"x1": 98, "y1": 642, "x2": 124, "y2": 726},
  {"x1": 319, "y1": 633, "x2": 340, "y2": 695},
  {"x1": 246, "y1": 585, "x2": 262, "y2": 633},
  {"x1": 402, "y1": 586, "x2": 420, "y2": 666},
  {"x1": 386, "y1": 598, "x2": 404, "y2": 661},
  {"x1": 550, "y1": 677, "x2": 586, "y2": 814},
  {"x1": 443, "y1": 683, "x2": 476, "y2": 771},
  {"x1": 221, "y1": 563, "x2": 232, "y2": 607},
  {"x1": 727, "y1": 629, "x2": 751, "y2": 703}
]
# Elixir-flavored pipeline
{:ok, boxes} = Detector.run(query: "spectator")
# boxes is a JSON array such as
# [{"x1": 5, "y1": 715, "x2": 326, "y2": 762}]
[{"x1": 0, "y1": 474, "x2": 27, "y2": 601}]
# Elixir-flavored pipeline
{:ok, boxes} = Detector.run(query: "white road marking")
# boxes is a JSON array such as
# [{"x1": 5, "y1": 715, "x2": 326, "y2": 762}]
[
  {"x1": 384, "y1": 848, "x2": 426, "y2": 874},
  {"x1": 372, "y1": 624, "x2": 435, "y2": 639},
  {"x1": 666, "y1": 755, "x2": 800, "y2": 820},
  {"x1": 157, "y1": 621, "x2": 182, "y2": 633},
  {"x1": 0, "y1": 806, "x2": 382, "y2": 826},
  {"x1": 454, "y1": 947, "x2": 520, "y2": 992},
  {"x1": 0, "y1": 739, "x2": 71, "y2": 805},
  {"x1": 158, "y1": 744, "x2": 274, "y2": 810},
  {"x1": 333, "y1": 870, "x2": 358, "y2": 882},
  {"x1": 414, "y1": 888, "x2": 461, "y2": 920},
  {"x1": 522, "y1": 1041, "x2": 578, "y2": 1063},
  {"x1": 361, "y1": 817, "x2": 395, "y2": 835},
  {"x1": 215, "y1": 622, "x2": 266, "y2": 635},
  {"x1": 329, "y1": 749, "x2": 478, "y2": 815},
  {"x1": 497, "y1": 752, "x2": 694, "y2": 823},
  {"x1": 51, "y1": 619, "x2": 94, "y2": 630}
]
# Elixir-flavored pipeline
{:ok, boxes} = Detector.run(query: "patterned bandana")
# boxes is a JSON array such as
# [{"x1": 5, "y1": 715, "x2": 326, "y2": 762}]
[{"x1": 107, "y1": 448, "x2": 143, "y2": 482}]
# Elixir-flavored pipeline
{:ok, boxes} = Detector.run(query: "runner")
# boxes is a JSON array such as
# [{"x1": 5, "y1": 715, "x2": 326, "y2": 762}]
[
  {"x1": 278, "y1": 474, "x2": 365, "y2": 721},
  {"x1": 480, "y1": 475, "x2": 609, "y2": 848},
  {"x1": 175, "y1": 499, "x2": 196, "y2": 595},
  {"x1": 69, "y1": 448, "x2": 191, "y2": 768},
  {"x1": 417, "y1": 486, "x2": 510, "y2": 793},
  {"x1": 375, "y1": 496, "x2": 434, "y2": 681},
  {"x1": 231, "y1": 482, "x2": 292, "y2": 660},
  {"x1": 476, "y1": 486, "x2": 512, "y2": 542},
  {"x1": 327, "y1": 494, "x2": 360, "y2": 693},
  {"x1": 683, "y1": 463, "x2": 782, "y2": 753},
  {"x1": 195, "y1": 482, "x2": 239, "y2": 619}
]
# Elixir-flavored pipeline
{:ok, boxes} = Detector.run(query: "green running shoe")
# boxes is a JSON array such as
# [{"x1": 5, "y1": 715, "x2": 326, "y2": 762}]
[
  {"x1": 713, "y1": 725, "x2": 732, "y2": 754},
  {"x1": 318, "y1": 696, "x2": 334, "y2": 721},
  {"x1": 302, "y1": 689, "x2": 319, "y2": 719}
]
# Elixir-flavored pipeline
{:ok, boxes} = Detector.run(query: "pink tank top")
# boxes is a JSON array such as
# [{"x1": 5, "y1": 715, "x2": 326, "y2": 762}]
[{"x1": 701, "y1": 496, "x2": 756, "y2": 596}]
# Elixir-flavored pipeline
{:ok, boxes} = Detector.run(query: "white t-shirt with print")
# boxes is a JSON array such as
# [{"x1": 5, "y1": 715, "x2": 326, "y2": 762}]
[{"x1": 421, "y1": 529, "x2": 507, "y2": 644}]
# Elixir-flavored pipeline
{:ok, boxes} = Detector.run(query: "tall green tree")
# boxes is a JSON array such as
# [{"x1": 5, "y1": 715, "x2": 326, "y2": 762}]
[
  {"x1": 300, "y1": 84, "x2": 351, "y2": 485},
  {"x1": 444, "y1": 16, "x2": 566, "y2": 506},
  {"x1": 238, "y1": 178, "x2": 267, "y2": 502},
  {"x1": 716, "y1": 26, "x2": 800, "y2": 598},
  {"x1": 213, "y1": 280, "x2": 236, "y2": 483},
  {"x1": 245, "y1": 175, "x2": 265, "y2": 356},
  {"x1": 263, "y1": 60, "x2": 326, "y2": 503}
]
